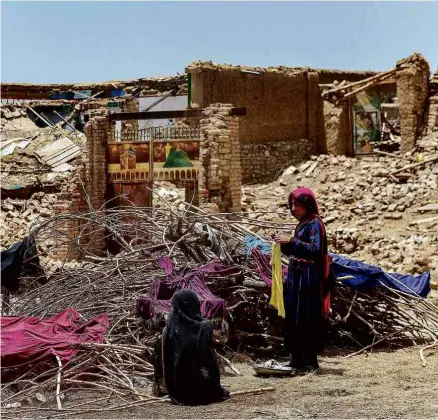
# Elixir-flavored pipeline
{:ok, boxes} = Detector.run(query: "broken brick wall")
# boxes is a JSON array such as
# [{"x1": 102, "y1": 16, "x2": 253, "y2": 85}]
[
  {"x1": 426, "y1": 69, "x2": 438, "y2": 133},
  {"x1": 188, "y1": 64, "x2": 320, "y2": 183},
  {"x1": 120, "y1": 98, "x2": 139, "y2": 140},
  {"x1": 199, "y1": 104, "x2": 242, "y2": 212},
  {"x1": 426, "y1": 96, "x2": 438, "y2": 133},
  {"x1": 321, "y1": 99, "x2": 351, "y2": 156},
  {"x1": 396, "y1": 54, "x2": 430, "y2": 152},
  {"x1": 241, "y1": 139, "x2": 313, "y2": 183},
  {"x1": 189, "y1": 66, "x2": 319, "y2": 144},
  {"x1": 49, "y1": 115, "x2": 111, "y2": 260}
]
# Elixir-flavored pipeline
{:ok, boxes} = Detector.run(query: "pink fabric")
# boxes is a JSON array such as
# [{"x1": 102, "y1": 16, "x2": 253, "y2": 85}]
[
  {"x1": 1, "y1": 308, "x2": 108, "y2": 368},
  {"x1": 252, "y1": 248, "x2": 287, "y2": 287},
  {"x1": 137, "y1": 260, "x2": 241, "y2": 320}
]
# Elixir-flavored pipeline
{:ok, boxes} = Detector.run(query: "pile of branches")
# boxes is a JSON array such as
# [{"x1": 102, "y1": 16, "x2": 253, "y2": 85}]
[{"x1": 2, "y1": 200, "x2": 438, "y2": 412}]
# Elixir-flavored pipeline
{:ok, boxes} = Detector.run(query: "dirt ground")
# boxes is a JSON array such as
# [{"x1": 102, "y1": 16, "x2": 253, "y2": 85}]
[{"x1": 4, "y1": 347, "x2": 437, "y2": 420}]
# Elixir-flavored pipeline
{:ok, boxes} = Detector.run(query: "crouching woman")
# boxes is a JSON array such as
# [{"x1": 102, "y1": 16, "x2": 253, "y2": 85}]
[{"x1": 152, "y1": 290, "x2": 229, "y2": 405}]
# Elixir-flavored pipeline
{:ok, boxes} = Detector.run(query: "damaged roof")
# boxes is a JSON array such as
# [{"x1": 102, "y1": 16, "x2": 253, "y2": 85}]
[
  {"x1": 1, "y1": 108, "x2": 85, "y2": 198},
  {"x1": 186, "y1": 60, "x2": 379, "y2": 83},
  {"x1": 1, "y1": 74, "x2": 188, "y2": 100}
]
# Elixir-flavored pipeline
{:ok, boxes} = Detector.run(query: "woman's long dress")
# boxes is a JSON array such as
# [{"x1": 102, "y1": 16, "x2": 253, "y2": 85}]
[{"x1": 280, "y1": 217, "x2": 326, "y2": 359}]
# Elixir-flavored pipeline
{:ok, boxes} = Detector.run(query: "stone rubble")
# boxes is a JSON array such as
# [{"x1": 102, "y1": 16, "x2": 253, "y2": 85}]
[
  {"x1": 242, "y1": 131, "x2": 438, "y2": 285},
  {"x1": 1, "y1": 105, "x2": 436, "y2": 290}
]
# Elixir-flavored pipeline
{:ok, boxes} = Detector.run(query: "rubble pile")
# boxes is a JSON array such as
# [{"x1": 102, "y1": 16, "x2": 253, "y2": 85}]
[
  {"x1": 243, "y1": 132, "x2": 438, "y2": 280},
  {"x1": 1, "y1": 193, "x2": 56, "y2": 248},
  {"x1": 2, "y1": 74, "x2": 188, "y2": 99},
  {"x1": 0, "y1": 104, "x2": 39, "y2": 134},
  {"x1": 153, "y1": 181, "x2": 186, "y2": 210},
  {"x1": 1, "y1": 203, "x2": 437, "y2": 410},
  {"x1": 1, "y1": 105, "x2": 85, "y2": 251}
]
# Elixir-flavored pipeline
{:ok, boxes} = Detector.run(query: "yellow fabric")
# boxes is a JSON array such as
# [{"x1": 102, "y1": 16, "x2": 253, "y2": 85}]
[{"x1": 270, "y1": 243, "x2": 285, "y2": 318}]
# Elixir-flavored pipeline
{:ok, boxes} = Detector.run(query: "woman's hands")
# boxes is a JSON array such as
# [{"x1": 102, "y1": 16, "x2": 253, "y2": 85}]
[{"x1": 273, "y1": 233, "x2": 293, "y2": 244}]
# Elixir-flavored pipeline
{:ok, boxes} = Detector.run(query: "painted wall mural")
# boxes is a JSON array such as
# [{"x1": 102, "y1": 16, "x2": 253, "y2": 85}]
[
  {"x1": 353, "y1": 111, "x2": 380, "y2": 154},
  {"x1": 107, "y1": 141, "x2": 200, "y2": 183},
  {"x1": 352, "y1": 89, "x2": 381, "y2": 154}
]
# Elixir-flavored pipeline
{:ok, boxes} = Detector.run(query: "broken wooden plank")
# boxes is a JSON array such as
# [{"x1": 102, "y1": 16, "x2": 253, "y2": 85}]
[
  {"x1": 374, "y1": 149, "x2": 400, "y2": 159},
  {"x1": 323, "y1": 68, "x2": 397, "y2": 97},
  {"x1": 53, "y1": 111, "x2": 79, "y2": 133},
  {"x1": 341, "y1": 72, "x2": 396, "y2": 100},
  {"x1": 416, "y1": 203, "x2": 438, "y2": 213},
  {"x1": 390, "y1": 155, "x2": 438, "y2": 176},
  {"x1": 35, "y1": 137, "x2": 81, "y2": 168},
  {"x1": 35, "y1": 137, "x2": 76, "y2": 159},
  {"x1": 26, "y1": 106, "x2": 53, "y2": 127},
  {"x1": 298, "y1": 161, "x2": 312, "y2": 173},
  {"x1": 409, "y1": 215, "x2": 438, "y2": 226},
  {"x1": 45, "y1": 147, "x2": 81, "y2": 167},
  {"x1": 305, "y1": 162, "x2": 318, "y2": 176}
]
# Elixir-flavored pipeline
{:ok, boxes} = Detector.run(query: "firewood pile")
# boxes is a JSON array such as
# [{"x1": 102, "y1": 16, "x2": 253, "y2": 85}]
[{"x1": 1, "y1": 200, "x2": 438, "y2": 412}]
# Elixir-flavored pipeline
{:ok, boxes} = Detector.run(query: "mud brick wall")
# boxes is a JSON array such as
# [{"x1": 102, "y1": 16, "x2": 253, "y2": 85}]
[
  {"x1": 322, "y1": 99, "x2": 351, "y2": 156},
  {"x1": 396, "y1": 54, "x2": 430, "y2": 152},
  {"x1": 199, "y1": 104, "x2": 242, "y2": 212},
  {"x1": 426, "y1": 96, "x2": 438, "y2": 133},
  {"x1": 188, "y1": 66, "x2": 320, "y2": 146},
  {"x1": 241, "y1": 139, "x2": 313, "y2": 183}
]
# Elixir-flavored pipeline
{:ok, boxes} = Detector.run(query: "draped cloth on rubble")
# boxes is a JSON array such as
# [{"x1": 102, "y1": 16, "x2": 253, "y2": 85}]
[
  {"x1": 1, "y1": 308, "x2": 108, "y2": 368},
  {"x1": 137, "y1": 256, "x2": 242, "y2": 320},
  {"x1": 246, "y1": 235, "x2": 430, "y2": 298},
  {"x1": 244, "y1": 236, "x2": 272, "y2": 256},
  {"x1": 329, "y1": 253, "x2": 430, "y2": 297}
]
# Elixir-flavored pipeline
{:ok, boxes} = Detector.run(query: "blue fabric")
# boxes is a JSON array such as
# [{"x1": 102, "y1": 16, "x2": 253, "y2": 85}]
[
  {"x1": 330, "y1": 254, "x2": 431, "y2": 298},
  {"x1": 243, "y1": 235, "x2": 431, "y2": 298},
  {"x1": 244, "y1": 235, "x2": 272, "y2": 255}
]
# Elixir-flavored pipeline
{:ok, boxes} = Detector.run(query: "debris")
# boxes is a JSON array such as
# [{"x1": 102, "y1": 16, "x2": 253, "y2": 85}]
[
  {"x1": 390, "y1": 155, "x2": 438, "y2": 177},
  {"x1": 52, "y1": 163, "x2": 73, "y2": 173},
  {"x1": 409, "y1": 216, "x2": 438, "y2": 226},
  {"x1": 35, "y1": 137, "x2": 81, "y2": 168},
  {"x1": 4, "y1": 402, "x2": 21, "y2": 409},
  {"x1": 305, "y1": 162, "x2": 318, "y2": 177},
  {"x1": 417, "y1": 203, "x2": 438, "y2": 213},
  {"x1": 35, "y1": 393, "x2": 47, "y2": 403},
  {"x1": 1, "y1": 143, "x2": 17, "y2": 156}
]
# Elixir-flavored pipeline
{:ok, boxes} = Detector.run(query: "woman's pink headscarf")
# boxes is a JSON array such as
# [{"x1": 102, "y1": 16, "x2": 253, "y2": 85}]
[{"x1": 288, "y1": 187, "x2": 319, "y2": 216}]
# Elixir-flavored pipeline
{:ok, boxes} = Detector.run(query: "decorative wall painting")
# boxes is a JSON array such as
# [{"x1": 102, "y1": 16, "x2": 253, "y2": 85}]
[
  {"x1": 353, "y1": 111, "x2": 380, "y2": 154},
  {"x1": 107, "y1": 141, "x2": 199, "y2": 183}
]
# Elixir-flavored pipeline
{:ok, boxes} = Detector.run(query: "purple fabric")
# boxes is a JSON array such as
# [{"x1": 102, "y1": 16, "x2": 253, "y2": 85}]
[
  {"x1": 252, "y1": 248, "x2": 287, "y2": 287},
  {"x1": 157, "y1": 255, "x2": 173, "y2": 275},
  {"x1": 137, "y1": 260, "x2": 240, "y2": 320}
]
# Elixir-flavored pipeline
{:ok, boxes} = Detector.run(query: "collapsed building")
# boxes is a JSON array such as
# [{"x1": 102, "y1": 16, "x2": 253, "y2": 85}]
[
  {"x1": 1, "y1": 54, "x2": 438, "y2": 411},
  {"x1": 1, "y1": 53, "x2": 437, "y2": 268}
]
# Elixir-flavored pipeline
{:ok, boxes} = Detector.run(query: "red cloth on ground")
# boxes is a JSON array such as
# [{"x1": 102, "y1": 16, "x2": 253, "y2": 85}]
[{"x1": 1, "y1": 308, "x2": 108, "y2": 368}]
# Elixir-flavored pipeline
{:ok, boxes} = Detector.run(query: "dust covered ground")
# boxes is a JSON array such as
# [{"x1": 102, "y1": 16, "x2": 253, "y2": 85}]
[{"x1": 5, "y1": 347, "x2": 437, "y2": 419}]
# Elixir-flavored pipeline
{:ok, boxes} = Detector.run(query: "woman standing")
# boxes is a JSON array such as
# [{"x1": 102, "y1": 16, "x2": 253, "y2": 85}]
[
  {"x1": 274, "y1": 187, "x2": 330, "y2": 373},
  {"x1": 156, "y1": 290, "x2": 229, "y2": 405}
]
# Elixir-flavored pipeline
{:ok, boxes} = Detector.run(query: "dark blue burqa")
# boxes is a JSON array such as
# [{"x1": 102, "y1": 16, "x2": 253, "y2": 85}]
[{"x1": 280, "y1": 218, "x2": 327, "y2": 366}]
